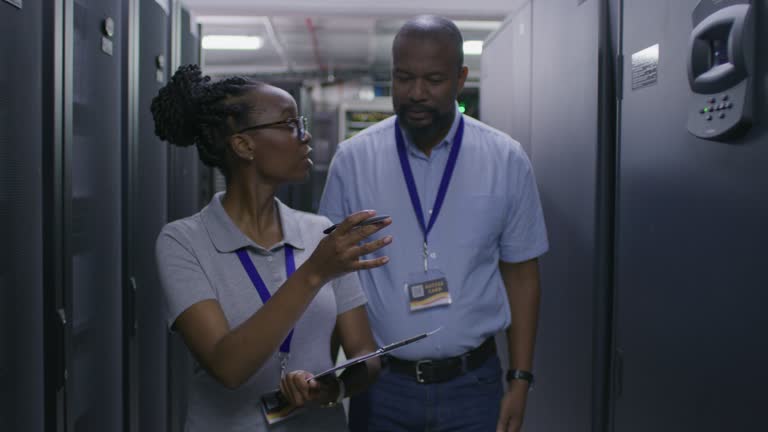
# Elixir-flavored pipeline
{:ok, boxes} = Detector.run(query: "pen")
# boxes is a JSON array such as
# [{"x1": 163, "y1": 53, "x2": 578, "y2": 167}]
[{"x1": 323, "y1": 214, "x2": 391, "y2": 234}]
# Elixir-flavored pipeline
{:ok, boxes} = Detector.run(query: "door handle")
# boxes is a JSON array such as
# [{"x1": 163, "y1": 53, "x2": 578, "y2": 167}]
[
  {"x1": 56, "y1": 308, "x2": 68, "y2": 390},
  {"x1": 125, "y1": 276, "x2": 138, "y2": 337}
]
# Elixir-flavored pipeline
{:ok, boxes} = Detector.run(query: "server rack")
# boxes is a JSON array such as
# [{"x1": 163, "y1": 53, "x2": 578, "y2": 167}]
[
  {"x1": 0, "y1": 2, "x2": 46, "y2": 431},
  {"x1": 126, "y1": 0, "x2": 171, "y2": 430},
  {"x1": 482, "y1": 1, "x2": 615, "y2": 430},
  {"x1": 337, "y1": 98, "x2": 393, "y2": 141},
  {"x1": 483, "y1": 1, "x2": 766, "y2": 431},
  {"x1": 58, "y1": 0, "x2": 127, "y2": 430},
  {"x1": 611, "y1": 1, "x2": 767, "y2": 430},
  {"x1": 166, "y1": 3, "x2": 201, "y2": 431}
]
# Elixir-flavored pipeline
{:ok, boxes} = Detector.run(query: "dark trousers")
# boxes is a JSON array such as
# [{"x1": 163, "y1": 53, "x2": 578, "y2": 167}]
[{"x1": 348, "y1": 355, "x2": 504, "y2": 432}]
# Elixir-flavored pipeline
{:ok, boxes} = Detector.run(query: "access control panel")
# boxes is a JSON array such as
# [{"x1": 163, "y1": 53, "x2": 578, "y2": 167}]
[{"x1": 687, "y1": 0, "x2": 755, "y2": 141}]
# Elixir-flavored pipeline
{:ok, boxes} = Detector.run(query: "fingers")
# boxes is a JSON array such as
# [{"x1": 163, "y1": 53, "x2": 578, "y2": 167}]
[
  {"x1": 281, "y1": 371, "x2": 313, "y2": 407},
  {"x1": 333, "y1": 210, "x2": 377, "y2": 236},
  {"x1": 346, "y1": 235, "x2": 393, "y2": 259},
  {"x1": 496, "y1": 415, "x2": 510, "y2": 432},
  {"x1": 353, "y1": 256, "x2": 391, "y2": 270},
  {"x1": 343, "y1": 234, "x2": 392, "y2": 270},
  {"x1": 307, "y1": 376, "x2": 336, "y2": 403},
  {"x1": 281, "y1": 374, "x2": 302, "y2": 407},
  {"x1": 335, "y1": 214, "x2": 392, "y2": 247},
  {"x1": 347, "y1": 216, "x2": 392, "y2": 244}
]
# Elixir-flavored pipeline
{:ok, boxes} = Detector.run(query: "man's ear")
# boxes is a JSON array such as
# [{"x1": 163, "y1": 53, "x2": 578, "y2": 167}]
[
  {"x1": 457, "y1": 66, "x2": 469, "y2": 94},
  {"x1": 229, "y1": 133, "x2": 254, "y2": 160}
]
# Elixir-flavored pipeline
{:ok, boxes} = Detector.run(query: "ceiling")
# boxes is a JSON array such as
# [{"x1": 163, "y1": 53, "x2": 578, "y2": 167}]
[{"x1": 181, "y1": 0, "x2": 516, "y2": 81}]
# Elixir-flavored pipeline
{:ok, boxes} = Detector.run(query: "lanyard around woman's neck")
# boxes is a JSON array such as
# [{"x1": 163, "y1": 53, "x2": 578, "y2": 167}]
[{"x1": 236, "y1": 245, "x2": 296, "y2": 376}]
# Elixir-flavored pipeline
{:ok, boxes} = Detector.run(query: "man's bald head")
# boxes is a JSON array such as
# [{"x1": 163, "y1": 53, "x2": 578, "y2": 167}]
[{"x1": 393, "y1": 15, "x2": 464, "y2": 72}]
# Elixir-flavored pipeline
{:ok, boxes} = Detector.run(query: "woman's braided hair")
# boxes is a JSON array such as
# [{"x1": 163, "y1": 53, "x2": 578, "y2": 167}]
[{"x1": 150, "y1": 64, "x2": 254, "y2": 179}]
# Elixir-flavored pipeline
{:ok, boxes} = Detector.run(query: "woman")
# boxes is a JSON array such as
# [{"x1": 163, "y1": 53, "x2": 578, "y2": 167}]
[{"x1": 152, "y1": 64, "x2": 391, "y2": 431}]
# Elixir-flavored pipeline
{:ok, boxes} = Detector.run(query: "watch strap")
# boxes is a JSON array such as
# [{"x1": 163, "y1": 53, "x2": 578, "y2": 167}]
[{"x1": 506, "y1": 369, "x2": 535, "y2": 390}]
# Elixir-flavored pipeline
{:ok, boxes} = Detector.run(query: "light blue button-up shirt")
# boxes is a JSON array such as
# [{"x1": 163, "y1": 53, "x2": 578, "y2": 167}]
[{"x1": 319, "y1": 106, "x2": 548, "y2": 360}]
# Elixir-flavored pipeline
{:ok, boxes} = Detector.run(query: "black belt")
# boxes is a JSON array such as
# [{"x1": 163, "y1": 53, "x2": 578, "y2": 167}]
[{"x1": 383, "y1": 338, "x2": 496, "y2": 384}]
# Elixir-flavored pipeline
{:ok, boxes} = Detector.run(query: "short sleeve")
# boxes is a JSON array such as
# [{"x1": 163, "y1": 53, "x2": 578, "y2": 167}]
[
  {"x1": 499, "y1": 153, "x2": 550, "y2": 263},
  {"x1": 331, "y1": 271, "x2": 367, "y2": 315},
  {"x1": 318, "y1": 146, "x2": 351, "y2": 224},
  {"x1": 156, "y1": 229, "x2": 217, "y2": 329}
]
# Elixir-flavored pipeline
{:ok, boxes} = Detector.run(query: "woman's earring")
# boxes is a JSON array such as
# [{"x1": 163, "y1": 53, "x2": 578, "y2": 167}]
[{"x1": 249, "y1": 155, "x2": 254, "y2": 161}]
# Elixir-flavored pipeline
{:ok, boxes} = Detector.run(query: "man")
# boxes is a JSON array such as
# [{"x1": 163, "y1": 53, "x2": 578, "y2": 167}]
[{"x1": 319, "y1": 15, "x2": 548, "y2": 432}]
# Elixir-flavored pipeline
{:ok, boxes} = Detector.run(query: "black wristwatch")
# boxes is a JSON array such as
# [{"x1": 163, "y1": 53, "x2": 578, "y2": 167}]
[{"x1": 506, "y1": 369, "x2": 535, "y2": 390}]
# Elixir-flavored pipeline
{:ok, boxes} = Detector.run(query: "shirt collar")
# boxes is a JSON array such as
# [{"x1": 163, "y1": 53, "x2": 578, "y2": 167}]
[
  {"x1": 201, "y1": 192, "x2": 306, "y2": 253},
  {"x1": 401, "y1": 102, "x2": 462, "y2": 158}
]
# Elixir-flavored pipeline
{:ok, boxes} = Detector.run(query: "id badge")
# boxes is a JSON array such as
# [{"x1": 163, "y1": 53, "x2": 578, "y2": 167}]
[
  {"x1": 406, "y1": 269, "x2": 452, "y2": 312},
  {"x1": 260, "y1": 389, "x2": 305, "y2": 425}
]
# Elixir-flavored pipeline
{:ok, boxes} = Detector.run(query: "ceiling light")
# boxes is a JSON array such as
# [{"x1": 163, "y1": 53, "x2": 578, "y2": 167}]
[
  {"x1": 202, "y1": 35, "x2": 264, "y2": 50},
  {"x1": 454, "y1": 20, "x2": 502, "y2": 31},
  {"x1": 463, "y1": 40, "x2": 483, "y2": 55}
]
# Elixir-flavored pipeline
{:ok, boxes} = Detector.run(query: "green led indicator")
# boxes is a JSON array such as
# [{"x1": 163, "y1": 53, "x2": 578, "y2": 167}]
[
  {"x1": 458, "y1": 102, "x2": 466, "y2": 113},
  {"x1": 704, "y1": 107, "x2": 709, "y2": 113}
]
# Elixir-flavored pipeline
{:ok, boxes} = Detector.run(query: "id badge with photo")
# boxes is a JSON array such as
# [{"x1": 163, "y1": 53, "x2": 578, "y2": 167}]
[
  {"x1": 260, "y1": 389, "x2": 305, "y2": 425},
  {"x1": 406, "y1": 269, "x2": 452, "y2": 312}
]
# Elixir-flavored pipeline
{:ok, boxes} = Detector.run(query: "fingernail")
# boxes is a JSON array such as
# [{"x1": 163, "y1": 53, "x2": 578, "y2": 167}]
[
  {"x1": 382, "y1": 256, "x2": 390, "y2": 263},
  {"x1": 384, "y1": 236, "x2": 393, "y2": 243}
]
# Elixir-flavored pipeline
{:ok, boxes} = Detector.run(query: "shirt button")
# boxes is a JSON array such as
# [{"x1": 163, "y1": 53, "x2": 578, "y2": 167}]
[
  {"x1": 266, "y1": 256, "x2": 274, "y2": 262},
  {"x1": 428, "y1": 209, "x2": 433, "y2": 215},
  {"x1": 430, "y1": 252, "x2": 437, "y2": 259}
]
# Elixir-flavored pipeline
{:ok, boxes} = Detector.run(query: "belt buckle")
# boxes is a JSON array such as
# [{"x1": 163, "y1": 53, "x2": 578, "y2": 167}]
[{"x1": 415, "y1": 360, "x2": 432, "y2": 384}]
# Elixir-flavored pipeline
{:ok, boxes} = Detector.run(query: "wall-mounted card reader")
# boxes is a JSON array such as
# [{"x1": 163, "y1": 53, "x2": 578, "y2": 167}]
[{"x1": 687, "y1": 0, "x2": 755, "y2": 141}]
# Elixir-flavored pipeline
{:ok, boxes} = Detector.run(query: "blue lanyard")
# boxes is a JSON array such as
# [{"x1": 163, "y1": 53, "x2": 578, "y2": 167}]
[
  {"x1": 236, "y1": 245, "x2": 296, "y2": 354},
  {"x1": 395, "y1": 116, "x2": 465, "y2": 246}
]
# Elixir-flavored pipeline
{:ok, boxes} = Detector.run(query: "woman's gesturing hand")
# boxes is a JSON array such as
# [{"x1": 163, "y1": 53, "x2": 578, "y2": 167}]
[{"x1": 305, "y1": 211, "x2": 392, "y2": 285}]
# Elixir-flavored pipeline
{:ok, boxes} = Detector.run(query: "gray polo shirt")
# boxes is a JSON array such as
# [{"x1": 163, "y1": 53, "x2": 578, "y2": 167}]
[{"x1": 156, "y1": 192, "x2": 366, "y2": 432}]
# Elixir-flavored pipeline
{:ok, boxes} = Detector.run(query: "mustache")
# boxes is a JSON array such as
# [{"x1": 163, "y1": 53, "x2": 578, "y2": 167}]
[{"x1": 398, "y1": 104, "x2": 438, "y2": 114}]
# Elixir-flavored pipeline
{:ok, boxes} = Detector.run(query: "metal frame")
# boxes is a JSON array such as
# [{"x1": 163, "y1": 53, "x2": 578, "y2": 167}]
[
  {"x1": 592, "y1": 1, "x2": 620, "y2": 431},
  {"x1": 167, "y1": 5, "x2": 183, "y2": 431},
  {"x1": 607, "y1": 0, "x2": 624, "y2": 431},
  {"x1": 122, "y1": 0, "x2": 140, "y2": 431},
  {"x1": 42, "y1": 0, "x2": 65, "y2": 430},
  {"x1": 61, "y1": 0, "x2": 74, "y2": 429}
]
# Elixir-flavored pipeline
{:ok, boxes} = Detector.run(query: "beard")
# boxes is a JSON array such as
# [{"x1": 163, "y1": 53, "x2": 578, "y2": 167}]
[{"x1": 396, "y1": 104, "x2": 456, "y2": 142}]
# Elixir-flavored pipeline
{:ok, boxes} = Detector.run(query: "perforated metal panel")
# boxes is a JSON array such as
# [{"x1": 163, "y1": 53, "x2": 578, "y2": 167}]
[
  {"x1": 166, "y1": 7, "x2": 200, "y2": 431},
  {"x1": 0, "y1": 1, "x2": 45, "y2": 431},
  {"x1": 130, "y1": 1, "x2": 169, "y2": 430},
  {"x1": 67, "y1": 0, "x2": 124, "y2": 430}
]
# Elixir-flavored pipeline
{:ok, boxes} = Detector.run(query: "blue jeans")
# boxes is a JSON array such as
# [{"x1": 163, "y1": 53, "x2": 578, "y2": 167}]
[{"x1": 349, "y1": 355, "x2": 504, "y2": 432}]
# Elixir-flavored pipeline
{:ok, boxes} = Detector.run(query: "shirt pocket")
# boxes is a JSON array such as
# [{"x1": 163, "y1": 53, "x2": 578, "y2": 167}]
[{"x1": 450, "y1": 194, "x2": 506, "y2": 248}]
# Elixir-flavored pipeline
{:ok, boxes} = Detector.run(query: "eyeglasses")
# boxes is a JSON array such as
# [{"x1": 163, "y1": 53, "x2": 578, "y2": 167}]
[{"x1": 237, "y1": 116, "x2": 308, "y2": 140}]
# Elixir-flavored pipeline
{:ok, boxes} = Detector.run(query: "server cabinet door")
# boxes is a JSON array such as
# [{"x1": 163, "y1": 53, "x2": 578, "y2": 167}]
[
  {"x1": 129, "y1": 1, "x2": 169, "y2": 431},
  {"x1": 0, "y1": 2, "x2": 45, "y2": 431},
  {"x1": 166, "y1": 7, "x2": 199, "y2": 432},
  {"x1": 481, "y1": 2, "x2": 533, "y2": 156},
  {"x1": 65, "y1": 0, "x2": 125, "y2": 430},
  {"x1": 524, "y1": 0, "x2": 607, "y2": 431},
  {"x1": 613, "y1": 1, "x2": 768, "y2": 430},
  {"x1": 167, "y1": 6, "x2": 200, "y2": 224}
]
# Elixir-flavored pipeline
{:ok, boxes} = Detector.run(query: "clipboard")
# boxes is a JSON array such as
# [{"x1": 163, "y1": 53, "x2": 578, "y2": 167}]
[{"x1": 309, "y1": 327, "x2": 442, "y2": 381}]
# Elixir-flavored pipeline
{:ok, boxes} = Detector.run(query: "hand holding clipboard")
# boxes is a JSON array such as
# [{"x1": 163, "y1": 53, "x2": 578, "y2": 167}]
[
  {"x1": 262, "y1": 327, "x2": 442, "y2": 425},
  {"x1": 310, "y1": 326, "x2": 443, "y2": 381}
]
